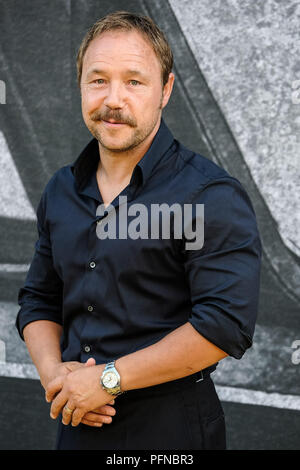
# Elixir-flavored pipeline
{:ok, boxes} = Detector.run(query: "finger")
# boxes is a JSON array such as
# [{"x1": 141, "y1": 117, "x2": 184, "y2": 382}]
[
  {"x1": 89, "y1": 405, "x2": 116, "y2": 416},
  {"x1": 81, "y1": 418, "x2": 103, "y2": 428},
  {"x1": 83, "y1": 411, "x2": 113, "y2": 424},
  {"x1": 84, "y1": 357, "x2": 96, "y2": 367},
  {"x1": 45, "y1": 375, "x2": 65, "y2": 403},
  {"x1": 50, "y1": 390, "x2": 69, "y2": 420},
  {"x1": 61, "y1": 402, "x2": 76, "y2": 426},
  {"x1": 71, "y1": 407, "x2": 86, "y2": 427},
  {"x1": 98, "y1": 399, "x2": 115, "y2": 407}
]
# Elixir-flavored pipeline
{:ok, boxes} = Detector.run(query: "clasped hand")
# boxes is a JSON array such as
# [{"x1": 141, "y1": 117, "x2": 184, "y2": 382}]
[{"x1": 44, "y1": 358, "x2": 116, "y2": 427}]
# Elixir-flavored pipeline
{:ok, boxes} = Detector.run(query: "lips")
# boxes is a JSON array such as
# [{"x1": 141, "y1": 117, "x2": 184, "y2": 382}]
[
  {"x1": 102, "y1": 119, "x2": 126, "y2": 127},
  {"x1": 106, "y1": 119, "x2": 123, "y2": 124}
]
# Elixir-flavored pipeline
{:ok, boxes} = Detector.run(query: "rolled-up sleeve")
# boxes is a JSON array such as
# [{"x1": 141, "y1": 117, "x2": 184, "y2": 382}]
[
  {"x1": 15, "y1": 188, "x2": 63, "y2": 340},
  {"x1": 184, "y1": 177, "x2": 262, "y2": 359}
]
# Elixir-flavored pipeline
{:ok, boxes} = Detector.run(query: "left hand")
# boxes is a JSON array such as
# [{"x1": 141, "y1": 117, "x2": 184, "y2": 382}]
[{"x1": 46, "y1": 363, "x2": 115, "y2": 427}]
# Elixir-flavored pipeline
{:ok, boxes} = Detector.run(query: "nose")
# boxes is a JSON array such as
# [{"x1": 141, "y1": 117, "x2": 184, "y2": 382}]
[{"x1": 103, "y1": 82, "x2": 124, "y2": 109}]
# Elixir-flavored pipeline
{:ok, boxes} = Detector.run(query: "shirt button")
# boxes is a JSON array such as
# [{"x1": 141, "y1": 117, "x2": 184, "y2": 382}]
[
  {"x1": 84, "y1": 345, "x2": 91, "y2": 353},
  {"x1": 87, "y1": 305, "x2": 94, "y2": 312},
  {"x1": 89, "y1": 261, "x2": 96, "y2": 269}
]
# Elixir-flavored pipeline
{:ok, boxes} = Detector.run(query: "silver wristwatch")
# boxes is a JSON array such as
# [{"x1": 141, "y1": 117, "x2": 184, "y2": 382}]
[{"x1": 100, "y1": 360, "x2": 124, "y2": 396}]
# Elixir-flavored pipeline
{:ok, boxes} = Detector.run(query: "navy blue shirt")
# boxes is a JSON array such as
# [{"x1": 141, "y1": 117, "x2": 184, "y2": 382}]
[{"x1": 16, "y1": 119, "x2": 262, "y2": 364}]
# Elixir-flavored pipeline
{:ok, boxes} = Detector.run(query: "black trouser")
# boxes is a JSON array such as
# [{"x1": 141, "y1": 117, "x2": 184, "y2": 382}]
[{"x1": 55, "y1": 368, "x2": 226, "y2": 450}]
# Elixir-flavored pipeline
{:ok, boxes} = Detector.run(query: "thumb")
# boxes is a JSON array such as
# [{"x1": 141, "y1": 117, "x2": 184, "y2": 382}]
[{"x1": 84, "y1": 357, "x2": 96, "y2": 367}]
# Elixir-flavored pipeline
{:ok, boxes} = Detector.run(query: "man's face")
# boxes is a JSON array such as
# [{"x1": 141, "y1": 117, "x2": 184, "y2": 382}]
[{"x1": 80, "y1": 29, "x2": 174, "y2": 153}]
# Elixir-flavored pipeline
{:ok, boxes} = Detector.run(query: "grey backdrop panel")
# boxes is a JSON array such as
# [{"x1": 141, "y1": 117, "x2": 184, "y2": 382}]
[{"x1": 0, "y1": 0, "x2": 299, "y2": 450}]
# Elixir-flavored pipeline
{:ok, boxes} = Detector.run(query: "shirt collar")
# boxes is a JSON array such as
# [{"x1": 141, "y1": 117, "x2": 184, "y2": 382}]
[{"x1": 71, "y1": 118, "x2": 174, "y2": 192}]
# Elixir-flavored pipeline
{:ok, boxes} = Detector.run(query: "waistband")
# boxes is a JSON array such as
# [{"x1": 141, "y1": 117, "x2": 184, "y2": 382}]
[{"x1": 118, "y1": 363, "x2": 218, "y2": 399}]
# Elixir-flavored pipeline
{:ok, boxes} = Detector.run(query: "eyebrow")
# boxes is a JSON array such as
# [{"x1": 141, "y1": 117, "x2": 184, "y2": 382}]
[
  {"x1": 124, "y1": 70, "x2": 146, "y2": 77},
  {"x1": 85, "y1": 69, "x2": 106, "y2": 79},
  {"x1": 85, "y1": 68, "x2": 147, "y2": 80}
]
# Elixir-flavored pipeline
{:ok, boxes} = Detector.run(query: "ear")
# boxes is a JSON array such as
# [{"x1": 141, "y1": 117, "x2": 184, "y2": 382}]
[{"x1": 161, "y1": 73, "x2": 175, "y2": 109}]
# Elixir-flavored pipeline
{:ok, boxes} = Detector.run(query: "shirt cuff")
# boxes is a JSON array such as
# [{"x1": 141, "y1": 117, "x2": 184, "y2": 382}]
[
  {"x1": 16, "y1": 308, "x2": 63, "y2": 341},
  {"x1": 188, "y1": 313, "x2": 253, "y2": 360}
]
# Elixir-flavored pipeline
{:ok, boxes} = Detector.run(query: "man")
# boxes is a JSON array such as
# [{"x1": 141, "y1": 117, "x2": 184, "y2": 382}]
[{"x1": 16, "y1": 11, "x2": 262, "y2": 450}]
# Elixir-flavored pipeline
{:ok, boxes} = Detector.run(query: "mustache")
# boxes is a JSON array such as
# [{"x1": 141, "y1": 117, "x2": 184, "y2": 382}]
[{"x1": 90, "y1": 109, "x2": 137, "y2": 127}]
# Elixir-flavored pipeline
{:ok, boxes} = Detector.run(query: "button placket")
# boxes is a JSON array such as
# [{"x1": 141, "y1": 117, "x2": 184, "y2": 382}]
[{"x1": 85, "y1": 212, "x2": 100, "y2": 320}]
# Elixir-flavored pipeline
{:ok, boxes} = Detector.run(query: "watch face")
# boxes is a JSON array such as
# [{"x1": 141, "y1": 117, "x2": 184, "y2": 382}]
[{"x1": 103, "y1": 371, "x2": 118, "y2": 388}]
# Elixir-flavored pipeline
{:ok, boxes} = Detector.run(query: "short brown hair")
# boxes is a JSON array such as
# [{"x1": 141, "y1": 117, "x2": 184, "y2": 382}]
[{"x1": 76, "y1": 11, "x2": 173, "y2": 87}]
